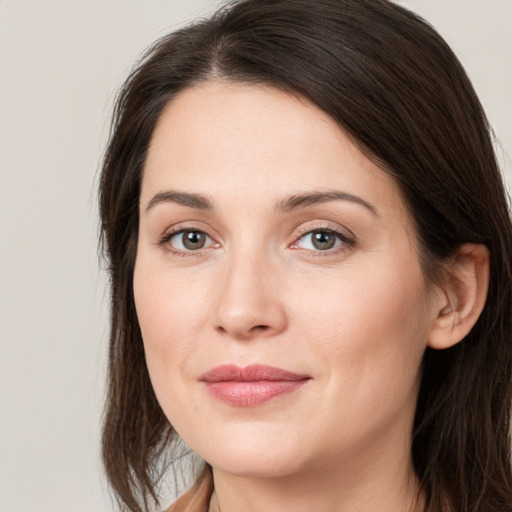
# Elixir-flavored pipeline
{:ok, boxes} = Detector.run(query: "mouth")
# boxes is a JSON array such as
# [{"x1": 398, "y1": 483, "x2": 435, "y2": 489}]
[{"x1": 199, "y1": 364, "x2": 311, "y2": 406}]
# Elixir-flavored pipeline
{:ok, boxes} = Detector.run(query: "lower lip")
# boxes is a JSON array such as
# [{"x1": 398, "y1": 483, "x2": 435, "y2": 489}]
[{"x1": 204, "y1": 380, "x2": 308, "y2": 406}]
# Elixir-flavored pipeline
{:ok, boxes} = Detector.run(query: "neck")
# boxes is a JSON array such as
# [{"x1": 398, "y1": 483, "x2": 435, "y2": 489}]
[{"x1": 209, "y1": 427, "x2": 424, "y2": 512}]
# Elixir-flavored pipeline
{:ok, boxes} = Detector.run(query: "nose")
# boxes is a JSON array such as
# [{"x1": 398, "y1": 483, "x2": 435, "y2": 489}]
[{"x1": 214, "y1": 253, "x2": 287, "y2": 340}]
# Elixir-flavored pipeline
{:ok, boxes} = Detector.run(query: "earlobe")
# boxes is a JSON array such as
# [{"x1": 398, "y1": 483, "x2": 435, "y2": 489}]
[{"x1": 428, "y1": 243, "x2": 490, "y2": 350}]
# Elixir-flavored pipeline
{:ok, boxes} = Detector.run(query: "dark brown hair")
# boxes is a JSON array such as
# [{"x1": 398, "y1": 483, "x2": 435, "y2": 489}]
[{"x1": 99, "y1": 1, "x2": 512, "y2": 510}]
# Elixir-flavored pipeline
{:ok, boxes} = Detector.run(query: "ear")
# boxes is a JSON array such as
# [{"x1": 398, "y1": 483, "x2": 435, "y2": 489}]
[{"x1": 428, "y1": 243, "x2": 490, "y2": 350}]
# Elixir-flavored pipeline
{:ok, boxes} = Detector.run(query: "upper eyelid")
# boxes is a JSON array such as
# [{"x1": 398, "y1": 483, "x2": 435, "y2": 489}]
[
  {"x1": 158, "y1": 228, "x2": 217, "y2": 256},
  {"x1": 161, "y1": 222, "x2": 216, "y2": 239},
  {"x1": 294, "y1": 229, "x2": 351, "y2": 244},
  {"x1": 157, "y1": 225, "x2": 215, "y2": 248},
  {"x1": 293, "y1": 222, "x2": 355, "y2": 240},
  {"x1": 290, "y1": 224, "x2": 357, "y2": 253}
]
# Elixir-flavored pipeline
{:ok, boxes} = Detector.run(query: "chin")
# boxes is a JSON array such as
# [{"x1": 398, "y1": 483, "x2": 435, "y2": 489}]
[
  {"x1": 207, "y1": 452, "x2": 306, "y2": 479},
  {"x1": 185, "y1": 427, "x2": 311, "y2": 478}
]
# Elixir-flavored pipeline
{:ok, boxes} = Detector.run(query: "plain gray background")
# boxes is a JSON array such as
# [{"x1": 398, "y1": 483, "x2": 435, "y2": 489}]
[{"x1": 1, "y1": 1, "x2": 510, "y2": 511}]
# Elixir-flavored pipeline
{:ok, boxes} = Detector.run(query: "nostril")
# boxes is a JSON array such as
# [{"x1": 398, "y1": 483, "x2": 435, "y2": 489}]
[{"x1": 252, "y1": 325, "x2": 269, "y2": 331}]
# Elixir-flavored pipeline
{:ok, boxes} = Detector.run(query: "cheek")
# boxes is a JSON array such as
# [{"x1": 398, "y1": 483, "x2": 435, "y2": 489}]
[
  {"x1": 133, "y1": 256, "x2": 212, "y2": 377},
  {"x1": 297, "y1": 256, "x2": 431, "y2": 410},
  {"x1": 133, "y1": 260, "x2": 216, "y2": 437}
]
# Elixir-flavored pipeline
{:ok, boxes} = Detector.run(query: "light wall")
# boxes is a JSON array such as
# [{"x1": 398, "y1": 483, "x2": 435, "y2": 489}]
[{"x1": 0, "y1": 1, "x2": 510, "y2": 511}]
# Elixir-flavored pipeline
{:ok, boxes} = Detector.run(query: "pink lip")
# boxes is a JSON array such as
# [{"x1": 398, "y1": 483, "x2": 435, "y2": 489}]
[{"x1": 199, "y1": 364, "x2": 311, "y2": 406}]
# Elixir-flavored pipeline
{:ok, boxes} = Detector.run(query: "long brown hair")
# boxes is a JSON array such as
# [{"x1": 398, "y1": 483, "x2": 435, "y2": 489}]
[{"x1": 99, "y1": 1, "x2": 512, "y2": 510}]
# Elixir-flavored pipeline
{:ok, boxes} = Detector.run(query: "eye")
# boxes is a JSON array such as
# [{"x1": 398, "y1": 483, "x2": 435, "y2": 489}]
[
  {"x1": 166, "y1": 229, "x2": 214, "y2": 251},
  {"x1": 294, "y1": 229, "x2": 351, "y2": 251}
]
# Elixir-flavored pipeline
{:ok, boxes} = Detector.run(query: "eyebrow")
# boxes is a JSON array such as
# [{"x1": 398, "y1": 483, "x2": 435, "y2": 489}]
[
  {"x1": 145, "y1": 189, "x2": 378, "y2": 216},
  {"x1": 276, "y1": 191, "x2": 378, "y2": 215},
  {"x1": 145, "y1": 191, "x2": 213, "y2": 212}
]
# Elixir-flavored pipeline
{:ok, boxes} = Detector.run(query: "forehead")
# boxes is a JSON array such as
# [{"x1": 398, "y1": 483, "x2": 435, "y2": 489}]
[{"x1": 141, "y1": 80, "x2": 406, "y2": 219}]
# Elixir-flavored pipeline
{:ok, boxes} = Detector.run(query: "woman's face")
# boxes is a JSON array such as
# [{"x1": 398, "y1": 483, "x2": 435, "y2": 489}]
[{"x1": 134, "y1": 81, "x2": 440, "y2": 478}]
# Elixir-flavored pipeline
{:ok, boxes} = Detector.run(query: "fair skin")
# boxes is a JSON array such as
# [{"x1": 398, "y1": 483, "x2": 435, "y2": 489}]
[{"x1": 134, "y1": 81, "x2": 489, "y2": 512}]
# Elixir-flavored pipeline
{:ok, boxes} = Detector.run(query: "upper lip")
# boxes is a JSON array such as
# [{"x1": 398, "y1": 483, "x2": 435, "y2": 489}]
[{"x1": 199, "y1": 364, "x2": 310, "y2": 383}]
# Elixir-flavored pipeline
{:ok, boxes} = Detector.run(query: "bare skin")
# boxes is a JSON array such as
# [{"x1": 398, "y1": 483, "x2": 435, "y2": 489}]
[{"x1": 135, "y1": 81, "x2": 489, "y2": 512}]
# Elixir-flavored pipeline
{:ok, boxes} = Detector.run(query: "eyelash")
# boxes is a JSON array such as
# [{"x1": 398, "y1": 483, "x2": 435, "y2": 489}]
[
  {"x1": 290, "y1": 225, "x2": 356, "y2": 257},
  {"x1": 157, "y1": 225, "x2": 217, "y2": 257},
  {"x1": 157, "y1": 225, "x2": 356, "y2": 257}
]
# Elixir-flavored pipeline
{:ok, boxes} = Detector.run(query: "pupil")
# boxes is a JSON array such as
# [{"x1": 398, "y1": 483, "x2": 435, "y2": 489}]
[
  {"x1": 183, "y1": 231, "x2": 205, "y2": 249},
  {"x1": 313, "y1": 231, "x2": 335, "y2": 250}
]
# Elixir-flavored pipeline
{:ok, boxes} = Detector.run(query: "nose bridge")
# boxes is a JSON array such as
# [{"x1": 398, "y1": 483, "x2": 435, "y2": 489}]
[{"x1": 214, "y1": 242, "x2": 286, "y2": 339}]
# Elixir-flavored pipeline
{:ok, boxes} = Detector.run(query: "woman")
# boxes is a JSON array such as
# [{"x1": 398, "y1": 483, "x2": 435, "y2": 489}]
[{"x1": 99, "y1": 0, "x2": 512, "y2": 511}]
